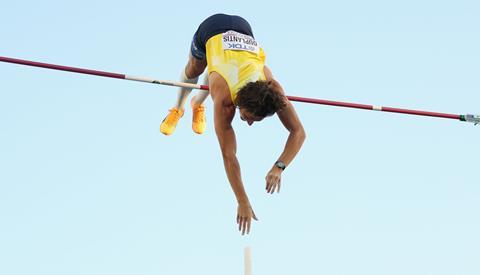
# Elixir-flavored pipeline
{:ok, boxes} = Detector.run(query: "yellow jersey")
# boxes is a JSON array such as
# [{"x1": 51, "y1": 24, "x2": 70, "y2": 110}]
[{"x1": 205, "y1": 31, "x2": 266, "y2": 103}]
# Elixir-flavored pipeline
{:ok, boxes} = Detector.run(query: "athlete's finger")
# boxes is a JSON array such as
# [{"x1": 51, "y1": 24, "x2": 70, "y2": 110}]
[
  {"x1": 266, "y1": 177, "x2": 272, "y2": 191},
  {"x1": 267, "y1": 178, "x2": 275, "y2": 193},
  {"x1": 244, "y1": 218, "x2": 249, "y2": 234},
  {"x1": 240, "y1": 217, "x2": 244, "y2": 234},
  {"x1": 269, "y1": 181, "x2": 276, "y2": 194},
  {"x1": 242, "y1": 217, "x2": 250, "y2": 235},
  {"x1": 273, "y1": 180, "x2": 280, "y2": 193},
  {"x1": 243, "y1": 218, "x2": 247, "y2": 235},
  {"x1": 242, "y1": 217, "x2": 247, "y2": 234}
]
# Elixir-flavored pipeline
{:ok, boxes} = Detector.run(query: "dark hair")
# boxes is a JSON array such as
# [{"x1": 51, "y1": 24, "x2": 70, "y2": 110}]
[{"x1": 235, "y1": 80, "x2": 287, "y2": 118}]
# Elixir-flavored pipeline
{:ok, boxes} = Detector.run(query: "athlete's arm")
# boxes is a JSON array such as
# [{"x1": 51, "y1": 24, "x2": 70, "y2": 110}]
[
  {"x1": 211, "y1": 77, "x2": 258, "y2": 234},
  {"x1": 264, "y1": 66, "x2": 307, "y2": 193},
  {"x1": 213, "y1": 98, "x2": 246, "y2": 203}
]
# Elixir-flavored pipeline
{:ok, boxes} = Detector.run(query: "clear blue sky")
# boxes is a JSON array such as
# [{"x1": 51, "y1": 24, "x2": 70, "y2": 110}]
[{"x1": 1, "y1": 1, "x2": 479, "y2": 275}]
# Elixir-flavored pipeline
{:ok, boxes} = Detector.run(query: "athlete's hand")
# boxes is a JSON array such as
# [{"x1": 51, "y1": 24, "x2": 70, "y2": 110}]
[
  {"x1": 265, "y1": 167, "x2": 282, "y2": 194},
  {"x1": 237, "y1": 202, "x2": 258, "y2": 235}
]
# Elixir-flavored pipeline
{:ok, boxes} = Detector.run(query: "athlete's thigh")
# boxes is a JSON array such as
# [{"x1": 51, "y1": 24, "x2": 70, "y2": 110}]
[{"x1": 185, "y1": 54, "x2": 207, "y2": 78}]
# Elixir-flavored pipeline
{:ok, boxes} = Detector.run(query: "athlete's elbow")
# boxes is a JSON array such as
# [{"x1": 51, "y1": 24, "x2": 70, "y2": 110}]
[
  {"x1": 300, "y1": 128, "x2": 306, "y2": 142},
  {"x1": 299, "y1": 129, "x2": 306, "y2": 146},
  {"x1": 293, "y1": 126, "x2": 306, "y2": 143}
]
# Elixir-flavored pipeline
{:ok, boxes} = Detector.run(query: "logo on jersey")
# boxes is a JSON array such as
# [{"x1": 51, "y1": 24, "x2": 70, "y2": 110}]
[{"x1": 222, "y1": 31, "x2": 260, "y2": 54}]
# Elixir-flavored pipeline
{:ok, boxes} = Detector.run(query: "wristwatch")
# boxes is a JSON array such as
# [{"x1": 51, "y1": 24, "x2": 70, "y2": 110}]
[{"x1": 274, "y1": 160, "x2": 286, "y2": 171}]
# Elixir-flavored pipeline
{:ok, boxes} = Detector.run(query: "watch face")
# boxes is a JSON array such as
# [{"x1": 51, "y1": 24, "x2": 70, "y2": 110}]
[{"x1": 276, "y1": 161, "x2": 286, "y2": 170}]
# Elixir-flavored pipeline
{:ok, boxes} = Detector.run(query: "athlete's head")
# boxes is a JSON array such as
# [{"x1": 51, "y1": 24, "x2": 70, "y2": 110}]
[{"x1": 236, "y1": 80, "x2": 287, "y2": 125}]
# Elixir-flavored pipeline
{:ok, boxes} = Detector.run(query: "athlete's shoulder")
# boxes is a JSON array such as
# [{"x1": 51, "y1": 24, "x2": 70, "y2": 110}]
[
  {"x1": 263, "y1": 66, "x2": 285, "y2": 96},
  {"x1": 263, "y1": 66, "x2": 274, "y2": 80}
]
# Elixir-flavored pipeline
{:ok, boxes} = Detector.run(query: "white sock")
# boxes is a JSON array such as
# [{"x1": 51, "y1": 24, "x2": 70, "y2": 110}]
[
  {"x1": 175, "y1": 69, "x2": 199, "y2": 110},
  {"x1": 191, "y1": 74, "x2": 210, "y2": 106}
]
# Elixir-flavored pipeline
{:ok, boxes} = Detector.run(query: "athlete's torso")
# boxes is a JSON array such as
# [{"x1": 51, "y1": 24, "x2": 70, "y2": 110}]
[{"x1": 205, "y1": 31, "x2": 266, "y2": 104}]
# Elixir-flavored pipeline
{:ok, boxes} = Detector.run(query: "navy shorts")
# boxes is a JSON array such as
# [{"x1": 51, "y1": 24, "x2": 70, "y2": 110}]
[{"x1": 190, "y1": 14, "x2": 254, "y2": 60}]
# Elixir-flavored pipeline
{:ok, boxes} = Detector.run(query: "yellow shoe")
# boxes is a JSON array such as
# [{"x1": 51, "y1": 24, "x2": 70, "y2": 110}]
[
  {"x1": 192, "y1": 103, "x2": 206, "y2": 134},
  {"x1": 160, "y1": 108, "x2": 184, "y2": 135}
]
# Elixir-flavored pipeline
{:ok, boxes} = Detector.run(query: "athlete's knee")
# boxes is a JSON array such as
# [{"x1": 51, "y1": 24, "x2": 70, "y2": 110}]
[{"x1": 185, "y1": 58, "x2": 206, "y2": 79}]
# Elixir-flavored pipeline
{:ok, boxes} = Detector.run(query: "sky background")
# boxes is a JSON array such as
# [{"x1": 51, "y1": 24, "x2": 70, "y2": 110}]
[{"x1": 1, "y1": 1, "x2": 479, "y2": 275}]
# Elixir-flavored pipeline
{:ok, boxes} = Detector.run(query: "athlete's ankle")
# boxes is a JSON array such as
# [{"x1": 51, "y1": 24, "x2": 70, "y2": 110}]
[{"x1": 191, "y1": 97, "x2": 204, "y2": 108}]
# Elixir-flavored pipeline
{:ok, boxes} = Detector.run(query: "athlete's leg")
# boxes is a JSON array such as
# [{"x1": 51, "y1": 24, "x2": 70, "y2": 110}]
[
  {"x1": 185, "y1": 54, "x2": 207, "y2": 79},
  {"x1": 191, "y1": 73, "x2": 208, "y2": 134},
  {"x1": 191, "y1": 73, "x2": 209, "y2": 106},
  {"x1": 175, "y1": 54, "x2": 206, "y2": 110},
  {"x1": 160, "y1": 53, "x2": 206, "y2": 135},
  {"x1": 160, "y1": 17, "x2": 208, "y2": 135}
]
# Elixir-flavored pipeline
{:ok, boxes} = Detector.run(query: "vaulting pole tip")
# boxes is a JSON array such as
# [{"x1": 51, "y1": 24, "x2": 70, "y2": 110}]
[
  {"x1": 244, "y1": 246, "x2": 252, "y2": 275},
  {"x1": 461, "y1": 114, "x2": 480, "y2": 125}
]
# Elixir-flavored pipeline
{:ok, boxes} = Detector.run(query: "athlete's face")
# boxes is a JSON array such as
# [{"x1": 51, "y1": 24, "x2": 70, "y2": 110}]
[{"x1": 239, "y1": 108, "x2": 264, "y2": 126}]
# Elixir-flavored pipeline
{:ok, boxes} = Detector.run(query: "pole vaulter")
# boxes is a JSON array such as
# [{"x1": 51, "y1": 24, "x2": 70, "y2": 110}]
[{"x1": 1, "y1": 55, "x2": 478, "y2": 125}]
